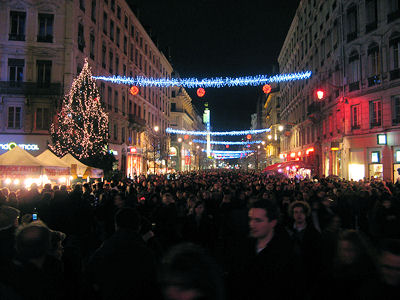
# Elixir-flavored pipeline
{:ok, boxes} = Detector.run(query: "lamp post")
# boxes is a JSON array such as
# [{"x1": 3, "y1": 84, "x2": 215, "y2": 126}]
[{"x1": 153, "y1": 126, "x2": 159, "y2": 174}]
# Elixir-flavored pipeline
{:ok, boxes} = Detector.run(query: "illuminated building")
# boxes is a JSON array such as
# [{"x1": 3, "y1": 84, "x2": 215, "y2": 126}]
[
  {"x1": 0, "y1": 0, "x2": 172, "y2": 176},
  {"x1": 169, "y1": 85, "x2": 205, "y2": 171},
  {"x1": 278, "y1": 0, "x2": 400, "y2": 181}
]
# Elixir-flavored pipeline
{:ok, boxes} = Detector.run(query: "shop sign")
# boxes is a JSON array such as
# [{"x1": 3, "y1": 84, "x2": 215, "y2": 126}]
[
  {"x1": 169, "y1": 147, "x2": 177, "y2": 156},
  {"x1": 0, "y1": 142, "x2": 40, "y2": 151}
]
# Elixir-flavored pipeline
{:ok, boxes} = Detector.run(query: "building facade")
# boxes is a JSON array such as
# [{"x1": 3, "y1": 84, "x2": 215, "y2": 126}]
[
  {"x1": 264, "y1": 85, "x2": 282, "y2": 166},
  {"x1": 0, "y1": 0, "x2": 173, "y2": 177},
  {"x1": 169, "y1": 86, "x2": 205, "y2": 171},
  {"x1": 278, "y1": 0, "x2": 400, "y2": 181}
]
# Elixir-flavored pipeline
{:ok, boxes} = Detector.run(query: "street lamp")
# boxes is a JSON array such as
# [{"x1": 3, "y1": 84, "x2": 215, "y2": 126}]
[
  {"x1": 278, "y1": 125, "x2": 284, "y2": 132},
  {"x1": 153, "y1": 126, "x2": 160, "y2": 174}
]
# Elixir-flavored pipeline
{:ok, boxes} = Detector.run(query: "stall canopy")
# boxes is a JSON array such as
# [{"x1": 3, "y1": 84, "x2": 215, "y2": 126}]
[
  {"x1": 262, "y1": 161, "x2": 314, "y2": 173},
  {"x1": 0, "y1": 146, "x2": 70, "y2": 178},
  {"x1": 61, "y1": 153, "x2": 103, "y2": 179}
]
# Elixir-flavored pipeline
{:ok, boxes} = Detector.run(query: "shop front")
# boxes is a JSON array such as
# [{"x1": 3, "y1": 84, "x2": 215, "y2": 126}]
[
  {"x1": 0, "y1": 135, "x2": 50, "y2": 155},
  {"x1": 127, "y1": 146, "x2": 143, "y2": 177}
]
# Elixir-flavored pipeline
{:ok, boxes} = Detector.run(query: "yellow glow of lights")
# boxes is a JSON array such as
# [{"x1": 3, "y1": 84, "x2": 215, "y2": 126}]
[
  {"x1": 5, "y1": 178, "x2": 11, "y2": 185},
  {"x1": 278, "y1": 125, "x2": 284, "y2": 131},
  {"x1": 267, "y1": 135, "x2": 272, "y2": 140},
  {"x1": 331, "y1": 147, "x2": 339, "y2": 151}
]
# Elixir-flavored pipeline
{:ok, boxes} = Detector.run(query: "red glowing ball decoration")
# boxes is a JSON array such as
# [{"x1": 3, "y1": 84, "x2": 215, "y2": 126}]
[
  {"x1": 246, "y1": 134, "x2": 252, "y2": 140},
  {"x1": 197, "y1": 88, "x2": 206, "y2": 98},
  {"x1": 316, "y1": 89, "x2": 325, "y2": 100},
  {"x1": 262, "y1": 84, "x2": 272, "y2": 94},
  {"x1": 226, "y1": 145, "x2": 229, "y2": 149},
  {"x1": 130, "y1": 86, "x2": 139, "y2": 96},
  {"x1": 184, "y1": 135, "x2": 189, "y2": 140}
]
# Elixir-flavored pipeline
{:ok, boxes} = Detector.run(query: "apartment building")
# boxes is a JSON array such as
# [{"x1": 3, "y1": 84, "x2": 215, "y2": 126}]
[
  {"x1": 0, "y1": 0, "x2": 173, "y2": 176},
  {"x1": 278, "y1": 0, "x2": 400, "y2": 181},
  {"x1": 169, "y1": 86, "x2": 205, "y2": 171}
]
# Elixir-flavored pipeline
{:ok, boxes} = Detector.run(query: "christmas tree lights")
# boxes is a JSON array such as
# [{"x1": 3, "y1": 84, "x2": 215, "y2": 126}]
[
  {"x1": 50, "y1": 59, "x2": 109, "y2": 159},
  {"x1": 166, "y1": 128, "x2": 270, "y2": 136},
  {"x1": 92, "y1": 71, "x2": 312, "y2": 88}
]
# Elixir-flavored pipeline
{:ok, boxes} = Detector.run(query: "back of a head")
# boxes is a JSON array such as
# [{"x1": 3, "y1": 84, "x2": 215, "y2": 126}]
[
  {"x1": 115, "y1": 207, "x2": 141, "y2": 231},
  {"x1": 161, "y1": 243, "x2": 224, "y2": 300},
  {"x1": 15, "y1": 221, "x2": 51, "y2": 260}
]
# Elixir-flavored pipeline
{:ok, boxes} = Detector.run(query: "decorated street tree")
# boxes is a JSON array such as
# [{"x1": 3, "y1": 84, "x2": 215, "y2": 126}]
[{"x1": 50, "y1": 59, "x2": 109, "y2": 162}]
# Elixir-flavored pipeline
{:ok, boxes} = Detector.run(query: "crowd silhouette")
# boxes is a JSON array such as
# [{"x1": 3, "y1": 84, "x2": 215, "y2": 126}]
[{"x1": 1, "y1": 170, "x2": 400, "y2": 299}]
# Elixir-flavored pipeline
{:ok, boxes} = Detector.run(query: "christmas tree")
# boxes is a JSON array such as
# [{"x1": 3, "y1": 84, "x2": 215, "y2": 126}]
[{"x1": 50, "y1": 59, "x2": 109, "y2": 160}]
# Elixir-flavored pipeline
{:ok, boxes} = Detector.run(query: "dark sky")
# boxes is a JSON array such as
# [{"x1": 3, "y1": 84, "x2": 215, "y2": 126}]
[{"x1": 129, "y1": 0, "x2": 300, "y2": 131}]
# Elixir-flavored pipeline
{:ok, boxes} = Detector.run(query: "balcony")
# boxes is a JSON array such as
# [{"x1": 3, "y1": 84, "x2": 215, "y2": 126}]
[
  {"x1": 9, "y1": 34, "x2": 25, "y2": 41},
  {"x1": 128, "y1": 113, "x2": 146, "y2": 131},
  {"x1": 349, "y1": 81, "x2": 360, "y2": 92},
  {"x1": 368, "y1": 75, "x2": 381, "y2": 87},
  {"x1": 390, "y1": 69, "x2": 400, "y2": 81},
  {"x1": 171, "y1": 107, "x2": 194, "y2": 121},
  {"x1": 37, "y1": 35, "x2": 53, "y2": 43},
  {"x1": 0, "y1": 81, "x2": 62, "y2": 96}
]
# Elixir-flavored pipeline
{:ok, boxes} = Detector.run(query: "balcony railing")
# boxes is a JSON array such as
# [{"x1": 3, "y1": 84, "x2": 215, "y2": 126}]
[
  {"x1": 128, "y1": 113, "x2": 146, "y2": 131},
  {"x1": 349, "y1": 81, "x2": 360, "y2": 92},
  {"x1": 9, "y1": 34, "x2": 25, "y2": 41},
  {"x1": 37, "y1": 35, "x2": 53, "y2": 43},
  {"x1": 390, "y1": 69, "x2": 400, "y2": 81},
  {"x1": 171, "y1": 108, "x2": 194, "y2": 121},
  {"x1": 0, "y1": 81, "x2": 62, "y2": 96},
  {"x1": 368, "y1": 75, "x2": 381, "y2": 87}
]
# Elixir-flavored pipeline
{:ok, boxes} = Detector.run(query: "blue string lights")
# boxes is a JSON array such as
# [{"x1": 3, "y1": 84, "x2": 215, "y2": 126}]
[
  {"x1": 166, "y1": 128, "x2": 270, "y2": 136},
  {"x1": 92, "y1": 71, "x2": 312, "y2": 88},
  {"x1": 192, "y1": 139, "x2": 262, "y2": 145}
]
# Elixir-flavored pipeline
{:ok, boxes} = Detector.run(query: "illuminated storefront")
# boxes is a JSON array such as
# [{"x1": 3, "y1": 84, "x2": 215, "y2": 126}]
[{"x1": 0, "y1": 136, "x2": 49, "y2": 155}]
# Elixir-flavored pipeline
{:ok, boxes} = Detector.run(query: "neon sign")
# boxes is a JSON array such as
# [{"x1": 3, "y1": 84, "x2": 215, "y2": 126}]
[{"x1": 0, "y1": 142, "x2": 40, "y2": 151}]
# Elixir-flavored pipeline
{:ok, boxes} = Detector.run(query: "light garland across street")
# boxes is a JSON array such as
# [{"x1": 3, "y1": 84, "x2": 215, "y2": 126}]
[
  {"x1": 92, "y1": 71, "x2": 312, "y2": 88},
  {"x1": 166, "y1": 128, "x2": 270, "y2": 136}
]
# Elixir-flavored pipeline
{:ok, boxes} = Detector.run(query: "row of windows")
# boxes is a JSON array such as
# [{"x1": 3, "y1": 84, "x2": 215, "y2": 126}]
[
  {"x1": 9, "y1": 11, "x2": 53, "y2": 42},
  {"x1": 6, "y1": 106, "x2": 49, "y2": 130},
  {"x1": 7, "y1": 58, "x2": 51, "y2": 86},
  {"x1": 350, "y1": 95, "x2": 400, "y2": 129}
]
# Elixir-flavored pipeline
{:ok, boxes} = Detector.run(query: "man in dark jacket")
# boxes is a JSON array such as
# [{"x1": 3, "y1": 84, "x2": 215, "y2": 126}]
[
  {"x1": 228, "y1": 198, "x2": 295, "y2": 300},
  {"x1": 85, "y1": 208, "x2": 159, "y2": 300}
]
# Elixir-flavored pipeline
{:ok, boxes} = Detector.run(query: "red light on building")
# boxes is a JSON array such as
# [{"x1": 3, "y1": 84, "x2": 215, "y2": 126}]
[
  {"x1": 306, "y1": 147, "x2": 315, "y2": 155},
  {"x1": 316, "y1": 89, "x2": 325, "y2": 100},
  {"x1": 130, "y1": 86, "x2": 139, "y2": 96},
  {"x1": 246, "y1": 134, "x2": 252, "y2": 140},
  {"x1": 197, "y1": 88, "x2": 206, "y2": 97},
  {"x1": 262, "y1": 84, "x2": 272, "y2": 94}
]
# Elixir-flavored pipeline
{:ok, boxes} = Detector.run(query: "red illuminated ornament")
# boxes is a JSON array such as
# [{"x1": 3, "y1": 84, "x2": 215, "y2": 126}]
[
  {"x1": 316, "y1": 89, "x2": 325, "y2": 100},
  {"x1": 130, "y1": 86, "x2": 139, "y2": 96},
  {"x1": 184, "y1": 135, "x2": 189, "y2": 140},
  {"x1": 226, "y1": 145, "x2": 229, "y2": 149},
  {"x1": 197, "y1": 88, "x2": 206, "y2": 98},
  {"x1": 246, "y1": 134, "x2": 252, "y2": 140},
  {"x1": 262, "y1": 84, "x2": 272, "y2": 94}
]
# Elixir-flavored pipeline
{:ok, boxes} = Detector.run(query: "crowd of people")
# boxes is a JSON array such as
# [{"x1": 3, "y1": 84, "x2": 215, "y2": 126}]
[{"x1": 1, "y1": 170, "x2": 400, "y2": 299}]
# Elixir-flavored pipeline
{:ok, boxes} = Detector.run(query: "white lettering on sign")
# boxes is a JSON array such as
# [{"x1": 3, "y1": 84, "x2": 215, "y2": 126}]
[{"x1": 0, "y1": 142, "x2": 40, "y2": 151}]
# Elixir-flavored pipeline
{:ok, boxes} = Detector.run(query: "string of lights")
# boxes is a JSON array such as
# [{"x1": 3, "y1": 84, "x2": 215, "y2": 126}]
[
  {"x1": 92, "y1": 71, "x2": 312, "y2": 88},
  {"x1": 208, "y1": 150, "x2": 254, "y2": 154},
  {"x1": 192, "y1": 139, "x2": 262, "y2": 145},
  {"x1": 166, "y1": 128, "x2": 270, "y2": 136}
]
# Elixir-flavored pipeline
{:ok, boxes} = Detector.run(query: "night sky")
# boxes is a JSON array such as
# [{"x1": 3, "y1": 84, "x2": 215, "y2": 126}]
[{"x1": 129, "y1": 0, "x2": 300, "y2": 131}]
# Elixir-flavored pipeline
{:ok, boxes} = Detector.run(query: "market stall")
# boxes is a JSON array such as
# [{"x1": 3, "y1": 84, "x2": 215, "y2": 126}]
[{"x1": 61, "y1": 153, "x2": 103, "y2": 179}]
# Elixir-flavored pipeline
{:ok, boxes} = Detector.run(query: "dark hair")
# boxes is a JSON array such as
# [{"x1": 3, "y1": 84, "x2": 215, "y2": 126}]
[
  {"x1": 114, "y1": 208, "x2": 141, "y2": 231},
  {"x1": 160, "y1": 243, "x2": 224, "y2": 300},
  {"x1": 250, "y1": 198, "x2": 279, "y2": 221},
  {"x1": 15, "y1": 221, "x2": 51, "y2": 260},
  {"x1": 288, "y1": 201, "x2": 311, "y2": 217}
]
